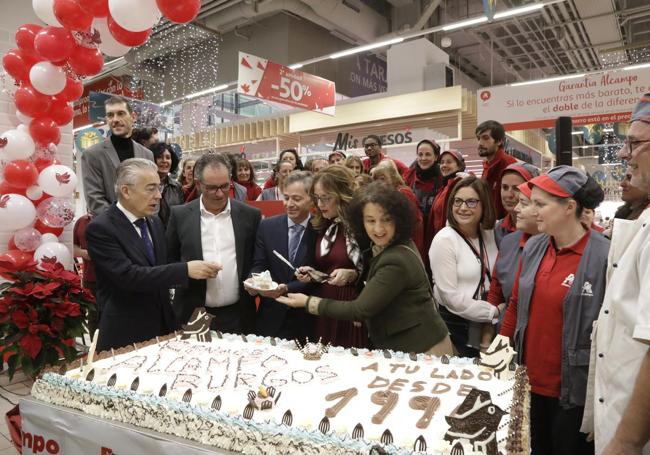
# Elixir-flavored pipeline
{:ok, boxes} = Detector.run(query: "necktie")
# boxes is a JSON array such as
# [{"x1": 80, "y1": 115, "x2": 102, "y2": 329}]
[
  {"x1": 134, "y1": 218, "x2": 155, "y2": 264},
  {"x1": 288, "y1": 224, "x2": 304, "y2": 263}
]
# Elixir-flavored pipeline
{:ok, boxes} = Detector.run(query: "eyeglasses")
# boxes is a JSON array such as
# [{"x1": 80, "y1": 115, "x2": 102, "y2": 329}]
[
  {"x1": 364, "y1": 142, "x2": 379, "y2": 148},
  {"x1": 313, "y1": 194, "x2": 334, "y2": 205},
  {"x1": 201, "y1": 182, "x2": 231, "y2": 193},
  {"x1": 620, "y1": 138, "x2": 650, "y2": 159},
  {"x1": 452, "y1": 197, "x2": 480, "y2": 209}
]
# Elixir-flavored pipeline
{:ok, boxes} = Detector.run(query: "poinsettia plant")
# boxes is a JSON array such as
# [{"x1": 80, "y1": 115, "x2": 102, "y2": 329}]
[{"x1": 0, "y1": 258, "x2": 95, "y2": 380}]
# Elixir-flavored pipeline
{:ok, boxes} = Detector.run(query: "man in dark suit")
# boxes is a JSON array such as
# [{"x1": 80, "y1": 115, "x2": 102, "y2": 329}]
[
  {"x1": 87, "y1": 158, "x2": 221, "y2": 351},
  {"x1": 245, "y1": 171, "x2": 317, "y2": 341},
  {"x1": 166, "y1": 152, "x2": 261, "y2": 334},
  {"x1": 81, "y1": 96, "x2": 155, "y2": 216}
]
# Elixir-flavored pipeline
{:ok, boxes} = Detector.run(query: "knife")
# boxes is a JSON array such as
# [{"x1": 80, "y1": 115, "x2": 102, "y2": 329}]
[
  {"x1": 273, "y1": 250, "x2": 295, "y2": 270},
  {"x1": 272, "y1": 250, "x2": 330, "y2": 283}
]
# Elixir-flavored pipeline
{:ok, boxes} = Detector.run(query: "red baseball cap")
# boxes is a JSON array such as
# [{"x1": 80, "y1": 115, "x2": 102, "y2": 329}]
[
  {"x1": 528, "y1": 165, "x2": 588, "y2": 198},
  {"x1": 501, "y1": 162, "x2": 539, "y2": 181},
  {"x1": 517, "y1": 182, "x2": 532, "y2": 199}
]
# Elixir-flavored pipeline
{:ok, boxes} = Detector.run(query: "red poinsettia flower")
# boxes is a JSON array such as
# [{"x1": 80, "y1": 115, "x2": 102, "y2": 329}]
[
  {"x1": 11, "y1": 311, "x2": 30, "y2": 329},
  {"x1": 20, "y1": 334, "x2": 42, "y2": 359},
  {"x1": 51, "y1": 317, "x2": 65, "y2": 332},
  {"x1": 61, "y1": 338, "x2": 75, "y2": 347},
  {"x1": 28, "y1": 324, "x2": 54, "y2": 337}
]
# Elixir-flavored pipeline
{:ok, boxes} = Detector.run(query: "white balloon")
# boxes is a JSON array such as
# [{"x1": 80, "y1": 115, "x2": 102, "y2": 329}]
[
  {"x1": 26, "y1": 185, "x2": 43, "y2": 201},
  {"x1": 40, "y1": 233, "x2": 59, "y2": 244},
  {"x1": 17, "y1": 124, "x2": 29, "y2": 133},
  {"x1": 29, "y1": 61, "x2": 67, "y2": 96},
  {"x1": 0, "y1": 128, "x2": 36, "y2": 161},
  {"x1": 32, "y1": 0, "x2": 62, "y2": 27},
  {"x1": 34, "y1": 241, "x2": 73, "y2": 271},
  {"x1": 16, "y1": 111, "x2": 33, "y2": 125},
  {"x1": 38, "y1": 164, "x2": 77, "y2": 197},
  {"x1": 108, "y1": 0, "x2": 160, "y2": 32},
  {"x1": 0, "y1": 194, "x2": 36, "y2": 230},
  {"x1": 92, "y1": 17, "x2": 131, "y2": 57}
]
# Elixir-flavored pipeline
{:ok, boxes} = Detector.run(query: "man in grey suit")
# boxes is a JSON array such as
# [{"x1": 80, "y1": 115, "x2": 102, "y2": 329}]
[
  {"x1": 81, "y1": 96, "x2": 155, "y2": 216},
  {"x1": 166, "y1": 152, "x2": 262, "y2": 334}
]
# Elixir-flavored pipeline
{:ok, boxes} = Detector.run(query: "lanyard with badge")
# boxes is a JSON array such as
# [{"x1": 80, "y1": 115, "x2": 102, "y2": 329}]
[{"x1": 453, "y1": 227, "x2": 491, "y2": 300}]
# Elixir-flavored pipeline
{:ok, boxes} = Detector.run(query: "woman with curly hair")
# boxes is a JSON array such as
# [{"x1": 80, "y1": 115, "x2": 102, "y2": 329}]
[
  {"x1": 278, "y1": 182, "x2": 452, "y2": 354},
  {"x1": 149, "y1": 142, "x2": 184, "y2": 227}
]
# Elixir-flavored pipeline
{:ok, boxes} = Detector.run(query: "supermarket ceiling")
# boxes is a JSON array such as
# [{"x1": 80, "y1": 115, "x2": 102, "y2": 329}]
[{"x1": 111, "y1": 0, "x2": 650, "y2": 89}]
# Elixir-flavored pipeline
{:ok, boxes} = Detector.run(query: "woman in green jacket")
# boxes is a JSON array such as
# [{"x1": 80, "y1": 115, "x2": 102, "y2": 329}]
[{"x1": 277, "y1": 182, "x2": 452, "y2": 354}]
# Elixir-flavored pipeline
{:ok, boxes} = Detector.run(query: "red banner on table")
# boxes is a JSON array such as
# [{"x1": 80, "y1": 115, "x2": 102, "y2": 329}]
[{"x1": 237, "y1": 52, "x2": 336, "y2": 115}]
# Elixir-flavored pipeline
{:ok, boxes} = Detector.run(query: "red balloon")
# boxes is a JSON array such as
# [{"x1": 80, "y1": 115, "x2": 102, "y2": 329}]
[
  {"x1": 34, "y1": 26, "x2": 75, "y2": 62},
  {"x1": 46, "y1": 97, "x2": 74, "y2": 126},
  {"x1": 15, "y1": 24, "x2": 43, "y2": 56},
  {"x1": 0, "y1": 250, "x2": 34, "y2": 271},
  {"x1": 14, "y1": 85, "x2": 54, "y2": 118},
  {"x1": 33, "y1": 156, "x2": 60, "y2": 173},
  {"x1": 3, "y1": 160, "x2": 39, "y2": 189},
  {"x1": 107, "y1": 16, "x2": 151, "y2": 46},
  {"x1": 34, "y1": 220, "x2": 63, "y2": 237},
  {"x1": 0, "y1": 180, "x2": 27, "y2": 196},
  {"x1": 61, "y1": 76, "x2": 84, "y2": 102},
  {"x1": 2, "y1": 49, "x2": 34, "y2": 82},
  {"x1": 78, "y1": 0, "x2": 109, "y2": 17},
  {"x1": 68, "y1": 44, "x2": 104, "y2": 76},
  {"x1": 156, "y1": 0, "x2": 200, "y2": 24},
  {"x1": 53, "y1": 0, "x2": 93, "y2": 31},
  {"x1": 29, "y1": 118, "x2": 61, "y2": 146},
  {"x1": 7, "y1": 237, "x2": 18, "y2": 251}
]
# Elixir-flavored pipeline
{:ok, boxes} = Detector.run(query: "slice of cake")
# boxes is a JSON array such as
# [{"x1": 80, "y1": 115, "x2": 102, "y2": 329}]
[{"x1": 32, "y1": 334, "x2": 529, "y2": 454}]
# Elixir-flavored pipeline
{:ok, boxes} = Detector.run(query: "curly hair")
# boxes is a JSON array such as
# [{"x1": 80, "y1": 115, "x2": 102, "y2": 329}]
[
  {"x1": 310, "y1": 165, "x2": 355, "y2": 232},
  {"x1": 149, "y1": 142, "x2": 179, "y2": 174},
  {"x1": 278, "y1": 149, "x2": 304, "y2": 171},
  {"x1": 347, "y1": 182, "x2": 415, "y2": 250}
]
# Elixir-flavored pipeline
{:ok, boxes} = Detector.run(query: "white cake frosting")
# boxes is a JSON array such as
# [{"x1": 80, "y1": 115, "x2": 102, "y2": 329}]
[{"x1": 32, "y1": 333, "x2": 529, "y2": 454}]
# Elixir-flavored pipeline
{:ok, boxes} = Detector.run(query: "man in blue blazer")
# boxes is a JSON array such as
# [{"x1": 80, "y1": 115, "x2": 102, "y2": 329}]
[
  {"x1": 246, "y1": 171, "x2": 317, "y2": 340},
  {"x1": 87, "y1": 159, "x2": 220, "y2": 351}
]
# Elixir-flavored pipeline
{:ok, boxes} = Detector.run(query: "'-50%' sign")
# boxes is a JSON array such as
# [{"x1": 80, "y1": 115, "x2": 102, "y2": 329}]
[{"x1": 237, "y1": 52, "x2": 336, "y2": 115}]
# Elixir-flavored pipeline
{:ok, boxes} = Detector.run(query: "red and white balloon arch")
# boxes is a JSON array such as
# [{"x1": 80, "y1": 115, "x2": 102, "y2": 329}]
[{"x1": 0, "y1": 0, "x2": 201, "y2": 271}]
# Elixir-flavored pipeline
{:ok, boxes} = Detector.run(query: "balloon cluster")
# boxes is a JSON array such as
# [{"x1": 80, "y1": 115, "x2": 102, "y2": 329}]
[{"x1": 0, "y1": 0, "x2": 200, "y2": 271}]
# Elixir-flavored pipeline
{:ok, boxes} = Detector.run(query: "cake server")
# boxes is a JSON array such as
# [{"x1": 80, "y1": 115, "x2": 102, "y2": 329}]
[{"x1": 272, "y1": 250, "x2": 330, "y2": 283}]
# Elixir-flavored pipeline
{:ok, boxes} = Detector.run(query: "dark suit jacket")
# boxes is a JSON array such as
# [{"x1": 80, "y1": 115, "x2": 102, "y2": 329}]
[
  {"x1": 250, "y1": 214, "x2": 316, "y2": 338},
  {"x1": 81, "y1": 138, "x2": 154, "y2": 216},
  {"x1": 87, "y1": 204, "x2": 187, "y2": 352},
  {"x1": 166, "y1": 198, "x2": 261, "y2": 332}
]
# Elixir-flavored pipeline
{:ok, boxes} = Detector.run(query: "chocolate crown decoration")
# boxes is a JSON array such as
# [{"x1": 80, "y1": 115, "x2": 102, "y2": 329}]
[
  {"x1": 294, "y1": 337, "x2": 330, "y2": 360},
  {"x1": 248, "y1": 385, "x2": 281, "y2": 410},
  {"x1": 444, "y1": 388, "x2": 506, "y2": 455},
  {"x1": 181, "y1": 308, "x2": 214, "y2": 343}
]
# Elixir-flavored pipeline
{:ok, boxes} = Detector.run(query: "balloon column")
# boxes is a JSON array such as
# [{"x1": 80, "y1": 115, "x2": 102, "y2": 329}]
[{"x1": 1, "y1": 0, "x2": 200, "y2": 270}]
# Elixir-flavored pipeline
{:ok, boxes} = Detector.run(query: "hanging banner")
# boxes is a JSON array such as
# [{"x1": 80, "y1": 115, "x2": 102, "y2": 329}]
[
  {"x1": 237, "y1": 52, "x2": 336, "y2": 115},
  {"x1": 477, "y1": 66, "x2": 650, "y2": 130}
]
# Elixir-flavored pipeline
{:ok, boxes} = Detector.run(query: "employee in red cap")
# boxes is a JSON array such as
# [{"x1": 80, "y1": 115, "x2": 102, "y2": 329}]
[
  {"x1": 494, "y1": 162, "x2": 540, "y2": 247},
  {"x1": 501, "y1": 165, "x2": 608, "y2": 455},
  {"x1": 476, "y1": 120, "x2": 518, "y2": 219},
  {"x1": 485, "y1": 181, "x2": 540, "y2": 335},
  {"x1": 589, "y1": 93, "x2": 650, "y2": 455}
]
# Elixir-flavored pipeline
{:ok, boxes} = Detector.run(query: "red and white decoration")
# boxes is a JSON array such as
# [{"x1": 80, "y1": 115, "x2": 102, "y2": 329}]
[
  {"x1": 237, "y1": 52, "x2": 336, "y2": 115},
  {"x1": 1, "y1": 0, "x2": 201, "y2": 271}
]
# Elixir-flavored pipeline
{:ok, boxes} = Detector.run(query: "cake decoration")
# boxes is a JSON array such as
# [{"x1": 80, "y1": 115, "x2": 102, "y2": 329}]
[
  {"x1": 450, "y1": 441, "x2": 465, "y2": 455},
  {"x1": 130, "y1": 377, "x2": 140, "y2": 391},
  {"x1": 158, "y1": 384, "x2": 167, "y2": 397},
  {"x1": 380, "y1": 429, "x2": 393, "y2": 445},
  {"x1": 480, "y1": 335, "x2": 517, "y2": 379},
  {"x1": 181, "y1": 308, "x2": 214, "y2": 342},
  {"x1": 444, "y1": 388, "x2": 506, "y2": 455},
  {"x1": 281, "y1": 410, "x2": 293, "y2": 426},
  {"x1": 106, "y1": 373, "x2": 116, "y2": 387},
  {"x1": 408, "y1": 395, "x2": 440, "y2": 429},
  {"x1": 351, "y1": 423, "x2": 364, "y2": 439},
  {"x1": 211, "y1": 395, "x2": 222, "y2": 410},
  {"x1": 294, "y1": 338, "x2": 329, "y2": 361},
  {"x1": 370, "y1": 390, "x2": 398, "y2": 424},
  {"x1": 248, "y1": 385, "x2": 281, "y2": 410},
  {"x1": 318, "y1": 416, "x2": 330, "y2": 434},
  {"x1": 441, "y1": 355, "x2": 450, "y2": 364},
  {"x1": 85, "y1": 369, "x2": 95, "y2": 382},
  {"x1": 324, "y1": 387, "x2": 358, "y2": 418},
  {"x1": 182, "y1": 388, "x2": 192, "y2": 403},
  {"x1": 413, "y1": 435, "x2": 427, "y2": 452},
  {"x1": 243, "y1": 403, "x2": 255, "y2": 420}
]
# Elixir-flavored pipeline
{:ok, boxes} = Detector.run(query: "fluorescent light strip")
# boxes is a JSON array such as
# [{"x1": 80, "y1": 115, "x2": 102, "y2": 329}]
[
  {"x1": 159, "y1": 100, "x2": 172, "y2": 107},
  {"x1": 623, "y1": 63, "x2": 650, "y2": 70},
  {"x1": 329, "y1": 37, "x2": 404, "y2": 59},
  {"x1": 185, "y1": 84, "x2": 231, "y2": 100},
  {"x1": 493, "y1": 4, "x2": 544, "y2": 19},
  {"x1": 442, "y1": 16, "x2": 488, "y2": 31},
  {"x1": 571, "y1": 131, "x2": 583, "y2": 135},
  {"x1": 510, "y1": 73, "x2": 585, "y2": 87},
  {"x1": 289, "y1": 63, "x2": 303, "y2": 70}
]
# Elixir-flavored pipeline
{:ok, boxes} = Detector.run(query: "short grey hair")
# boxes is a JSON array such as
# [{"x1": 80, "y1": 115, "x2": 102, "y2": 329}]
[
  {"x1": 282, "y1": 170, "x2": 313, "y2": 193},
  {"x1": 115, "y1": 158, "x2": 158, "y2": 198},
  {"x1": 193, "y1": 151, "x2": 232, "y2": 182}
]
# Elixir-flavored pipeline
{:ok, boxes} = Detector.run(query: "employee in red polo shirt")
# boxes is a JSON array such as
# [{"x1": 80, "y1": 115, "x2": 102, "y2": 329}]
[
  {"x1": 361, "y1": 134, "x2": 409, "y2": 177},
  {"x1": 476, "y1": 120, "x2": 518, "y2": 219},
  {"x1": 500, "y1": 165, "x2": 609, "y2": 455}
]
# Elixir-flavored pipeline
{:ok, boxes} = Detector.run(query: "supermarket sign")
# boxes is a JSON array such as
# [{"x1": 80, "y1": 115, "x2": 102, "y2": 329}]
[
  {"x1": 237, "y1": 52, "x2": 336, "y2": 115},
  {"x1": 477, "y1": 66, "x2": 650, "y2": 130}
]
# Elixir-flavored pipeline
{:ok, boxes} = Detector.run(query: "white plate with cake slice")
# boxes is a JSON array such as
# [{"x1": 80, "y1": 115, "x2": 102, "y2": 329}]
[{"x1": 244, "y1": 277, "x2": 279, "y2": 292}]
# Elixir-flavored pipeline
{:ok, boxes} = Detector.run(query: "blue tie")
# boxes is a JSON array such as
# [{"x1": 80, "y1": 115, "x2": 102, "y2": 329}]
[
  {"x1": 134, "y1": 218, "x2": 155, "y2": 264},
  {"x1": 288, "y1": 224, "x2": 304, "y2": 263}
]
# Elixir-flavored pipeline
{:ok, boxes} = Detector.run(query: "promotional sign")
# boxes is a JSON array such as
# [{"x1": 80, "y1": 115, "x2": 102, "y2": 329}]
[
  {"x1": 237, "y1": 52, "x2": 336, "y2": 115},
  {"x1": 73, "y1": 75, "x2": 144, "y2": 129},
  {"x1": 477, "y1": 66, "x2": 650, "y2": 130},
  {"x1": 336, "y1": 54, "x2": 387, "y2": 97}
]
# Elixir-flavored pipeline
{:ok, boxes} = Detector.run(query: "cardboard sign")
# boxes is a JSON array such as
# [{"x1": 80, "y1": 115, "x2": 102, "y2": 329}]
[{"x1": 237, "y1": 52, "x2": 336, "y2": 115}]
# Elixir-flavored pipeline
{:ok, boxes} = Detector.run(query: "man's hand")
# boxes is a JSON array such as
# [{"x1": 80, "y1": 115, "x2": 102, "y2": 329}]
[
  {"x1": 187, "y1": 261, "x2": 222, "y2": 279},
  {"x1": 295, "y1": 266, "x2": 314, "y2": 283},
  {"x1": 258, "y1": 283, "x2": 288, "y2": 299}
]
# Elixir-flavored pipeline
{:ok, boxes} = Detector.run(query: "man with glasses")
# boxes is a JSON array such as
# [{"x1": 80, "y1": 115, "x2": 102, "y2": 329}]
[
  {"x1": 583, "y1": 93, "x2": 650, "y2": 454},
  {"x1": 167, "y1": 152, "x2": 261, "y2": 334},
  {"x1": 86, "y1": 159, "x2": 221, "y2": 351},
  {"x1": 361, "y1": 134, "x2": 408, "y2": 176}
]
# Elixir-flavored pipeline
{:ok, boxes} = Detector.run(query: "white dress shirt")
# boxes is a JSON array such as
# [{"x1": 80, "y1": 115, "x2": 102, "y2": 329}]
[
  {"x1": 200, "y1": 197, "x2": 239, "y2": 308},
  {"x1": 429, "y1": 226, "x2": 499, "y2": 322},
  {"x1": 590, "y1": 209, "x2": 650, "y2": 454},
  {"x1": 116, "y1": 201, "x2": 144, "y2": 237}
]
